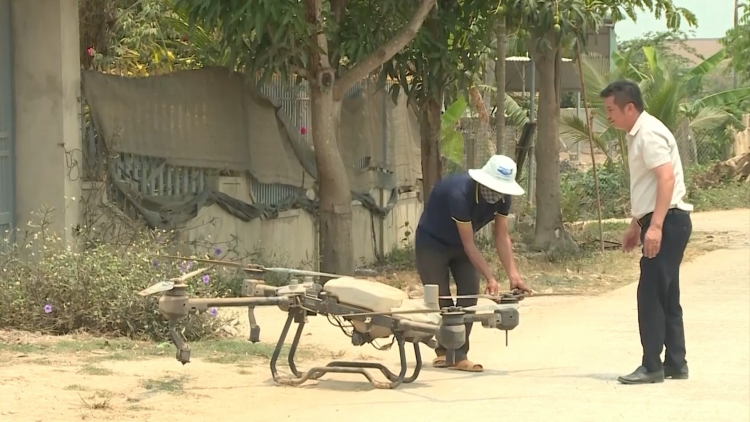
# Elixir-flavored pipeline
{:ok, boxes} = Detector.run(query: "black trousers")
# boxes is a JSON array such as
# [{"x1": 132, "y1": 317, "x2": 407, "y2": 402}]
[
  {"x1": 637, "y1": 209, "x2": 692, "y2": 372},
  {"x1": 414, "y1": 234, "x2": 479, "y2": 362}
]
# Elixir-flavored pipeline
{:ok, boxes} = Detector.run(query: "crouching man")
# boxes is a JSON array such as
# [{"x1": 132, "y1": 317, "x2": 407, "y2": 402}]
[{"x1": 414, "y1": 155, "x2": 531, "y2": 372}]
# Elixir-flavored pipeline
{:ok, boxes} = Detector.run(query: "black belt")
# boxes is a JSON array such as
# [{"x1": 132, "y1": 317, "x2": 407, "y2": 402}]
[{"x1": 637, "y1": 208, "x2": 689, "y2": 227}]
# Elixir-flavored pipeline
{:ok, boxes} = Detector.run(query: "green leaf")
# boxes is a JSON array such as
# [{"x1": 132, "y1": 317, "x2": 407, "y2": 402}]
[
  {"x1": 440, "y1": 97, "x2": 468, "y2": 163},
  {"x1": 687, "y1": 107, "x2": 741, "y2": 132}
]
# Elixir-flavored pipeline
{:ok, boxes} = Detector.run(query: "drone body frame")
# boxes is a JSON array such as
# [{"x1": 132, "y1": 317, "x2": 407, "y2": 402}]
[{"x1": 141, "y1": 256, "x2": 523, "y2": 389}]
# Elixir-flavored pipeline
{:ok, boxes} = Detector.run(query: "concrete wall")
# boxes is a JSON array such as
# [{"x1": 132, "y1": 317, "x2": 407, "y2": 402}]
[
  {"x1": 0, "y1": 0, "x2": 14, "y2": 238},
  {"x1": 183, "y1": 178, "x2": 424, "y2": 267},
  {"x1": 10, "y1": 0, "x2": 82, "y2": 242},
  {"x1": 82, "y1": 176, "x2": 424, "y2": 268}
]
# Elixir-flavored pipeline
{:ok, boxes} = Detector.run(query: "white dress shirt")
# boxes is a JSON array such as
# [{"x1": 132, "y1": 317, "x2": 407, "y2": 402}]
[{"x1": 626, "y1": 111, "x2": 693, "y2": 220}]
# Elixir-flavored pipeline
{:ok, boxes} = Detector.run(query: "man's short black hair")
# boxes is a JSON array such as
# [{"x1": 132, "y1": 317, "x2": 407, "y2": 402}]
[{"x1": 599, "y1": 80, "x2": 644, "y2": 113}]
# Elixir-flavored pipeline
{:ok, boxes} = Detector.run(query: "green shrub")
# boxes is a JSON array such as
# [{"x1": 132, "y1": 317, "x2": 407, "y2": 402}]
[
  {"x1": 560, "y1": 163, "x2": 630, "y2": 222},
  {"x1": 0, "y1": 211, "x2": 246, "y2": 342},
  {"x1": 685, "y1": 164, "x2": 750, "y2": 210}
]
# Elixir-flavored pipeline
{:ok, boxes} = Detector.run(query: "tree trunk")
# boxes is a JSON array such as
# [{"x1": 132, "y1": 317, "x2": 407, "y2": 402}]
[
  {"x1": 468, "y1": 86, "x2": 494, "y2": 166},
  {"x1": 420, "y1": 96, "x2": 443, "y2": 201},
  {"x1": 305, "y1": 0, "x2": 354, "y2": 276},
  {"x1": 309, "y1": 86, "x2": 355, "y2": 275},
  {"x1": 495, "y1": 17, "x2": 506, "y2": 154},
  {"x1": 532, "y1": 45, "x2": 577, "y2": 253}
]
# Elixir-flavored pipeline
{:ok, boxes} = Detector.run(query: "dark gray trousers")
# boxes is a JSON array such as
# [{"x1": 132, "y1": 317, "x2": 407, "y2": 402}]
[
  {"x1": 414, "y1": 237, "x2": 479, "y2": 362},
  {"x1": 637, "y1": 209, "x2": 692, "y2": 372}
]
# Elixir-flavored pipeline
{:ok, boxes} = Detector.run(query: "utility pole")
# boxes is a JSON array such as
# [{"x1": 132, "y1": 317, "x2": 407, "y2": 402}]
[
  {"x1": 734, "y1": 0, "x2": 739, "y2": 89},
  {"x1": 494, "y1": 15, "x2": 506, "y2": 155}
]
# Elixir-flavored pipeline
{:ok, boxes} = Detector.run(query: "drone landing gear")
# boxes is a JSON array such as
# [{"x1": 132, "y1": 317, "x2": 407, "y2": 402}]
[{"x1": 270, "y1": 310, "x2": 423, "y2": 389}]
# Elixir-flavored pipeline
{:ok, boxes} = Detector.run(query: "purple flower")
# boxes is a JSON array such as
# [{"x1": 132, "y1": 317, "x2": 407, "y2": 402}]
[
  {"x1": 209, "y1": 307, "x2": 218, "y2": 317},
  {"x1": 152, "y1": 260, "x2": 158, "y2": 267},
  {"x1": 180, "y1": 261, "x2": 194, "y2": 274},
  {"x1": 214, "y1": 247, "x2": 222, "y2": 256},
  {"x1": 202, "y1": 274, "x2": 210, "y2": 284},
  {"x1": 43, "y1": 303, "x2": 53, "y2": 314}
]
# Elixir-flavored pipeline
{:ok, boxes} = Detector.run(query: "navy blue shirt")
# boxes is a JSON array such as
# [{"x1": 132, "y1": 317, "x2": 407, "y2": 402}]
[{"x1": 415, "y1": 172, "x2": 511, "y2": 249}]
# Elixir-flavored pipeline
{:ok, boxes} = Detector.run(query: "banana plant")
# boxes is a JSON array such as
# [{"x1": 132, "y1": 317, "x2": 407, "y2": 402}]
[
  {"x1": 441, "y1": 96, "x2": 469, "y2": 164},
  {"x1": 473, "y1": 85, "x2": 531, "y2": 128},
  {"x1": 440, "y1": 91, "x2": 529, "y2": 165},
  {"x1": 560, "y1": 45, "x2": 750, "y2": 167}
]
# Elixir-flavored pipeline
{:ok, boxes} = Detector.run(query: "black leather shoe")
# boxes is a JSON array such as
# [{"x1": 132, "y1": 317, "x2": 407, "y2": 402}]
[
  {"x1": 664, "y1": 364, "x2": 689, "y2": 380},
  {"x1": 617, "y1": 366, "x2": 665, "y2": 384}
]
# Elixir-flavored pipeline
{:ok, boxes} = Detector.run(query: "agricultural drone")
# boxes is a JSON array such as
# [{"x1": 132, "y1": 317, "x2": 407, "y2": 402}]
[{"x1": 139, "y1": 255, "x2": 532, "y2": 389}]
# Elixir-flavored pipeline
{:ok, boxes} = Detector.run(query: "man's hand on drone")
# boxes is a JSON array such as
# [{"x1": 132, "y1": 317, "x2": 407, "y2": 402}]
[
  {"x1": 509, "y1": 273, "x2": 532, "y2": 294},
  {"x1": 485, "y1": 277, "x2": 500, "y2": 295}
]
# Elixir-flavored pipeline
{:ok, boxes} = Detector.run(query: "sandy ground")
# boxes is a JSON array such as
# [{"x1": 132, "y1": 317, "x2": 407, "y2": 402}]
[{"x1": 1, "y1": 209, "x2": 749, "y2": 422}]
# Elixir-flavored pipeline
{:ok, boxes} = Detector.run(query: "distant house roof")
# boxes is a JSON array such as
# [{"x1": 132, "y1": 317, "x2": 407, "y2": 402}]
[{"x1": 664, "y1": 38, "x2": 724, "y2": 64}]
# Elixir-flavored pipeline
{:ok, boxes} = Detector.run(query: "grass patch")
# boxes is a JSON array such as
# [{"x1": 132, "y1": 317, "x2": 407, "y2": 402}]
[
  {"x1": 78, "y1": 364, "x2": 113, "y2": 376},
  {"x1": 141, "y1": 374, "x2": 189, "y2": 394},
  {"x1": 78, "y1": 390, "x2": 114, "y2": 410},
  {"x1": 126, "y1": 404, "x2": 154, "y2": 412},
  {"x1": 194, "y1": 340, "x2": 307, "y2": 364},
  {"x1": 0, "y1": 332, "x2": 313, "y2": 367},
  {"x1": 688, "y1": 179, "x2": 750, "y2": 212}
]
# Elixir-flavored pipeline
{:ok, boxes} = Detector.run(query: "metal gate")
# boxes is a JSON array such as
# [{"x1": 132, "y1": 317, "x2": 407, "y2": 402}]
[{"x1": 0, "y1": 0, "x2": 15, "y2": 241}]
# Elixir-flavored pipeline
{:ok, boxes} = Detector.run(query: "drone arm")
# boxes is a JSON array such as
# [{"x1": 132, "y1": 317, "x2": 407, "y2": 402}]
[
  {"x1": 397, "y1": 320, "x2": 439, "y2": 336},
  {"x1": 465, "y1": 308, "x2": 519, "y2": 331},
  {"x1": 186, "y1": 296, "x2": 289, "y2": 313}
]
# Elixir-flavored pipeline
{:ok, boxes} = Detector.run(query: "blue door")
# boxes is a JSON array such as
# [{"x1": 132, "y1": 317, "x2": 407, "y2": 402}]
[{"x1": 0, "y1": 0, "x2": 15, "y2": 241}]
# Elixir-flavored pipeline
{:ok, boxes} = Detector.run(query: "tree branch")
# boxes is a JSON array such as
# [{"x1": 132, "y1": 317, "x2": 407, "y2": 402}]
[
  {"x1": 332, "y1": 0, "x2": 437, "y2": 101},
  {"x1": 290, "y1": 65, "x2": 308, "y2": 79},
  {"x1": 328, "y1": 0, "x2": 348, "y2": 74}
]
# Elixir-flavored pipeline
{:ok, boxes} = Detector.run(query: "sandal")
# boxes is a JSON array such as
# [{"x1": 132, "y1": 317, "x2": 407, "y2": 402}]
[
  {"x1": 432, "y1": 356, "x2": 448, "y2": 368},
  {"x1": 448, "y1": 359, "x2": 484, "y2": 372}
]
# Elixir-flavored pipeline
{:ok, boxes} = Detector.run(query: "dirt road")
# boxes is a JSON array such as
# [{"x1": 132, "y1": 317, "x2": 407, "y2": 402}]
[{"x1": 2, "y1": 209, "x2": 749, "y2": 422}]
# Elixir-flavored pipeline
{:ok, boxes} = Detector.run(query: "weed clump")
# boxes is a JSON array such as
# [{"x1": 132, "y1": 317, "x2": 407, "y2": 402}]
[{"x1": 0, "y1": 210, "x2": 245, "y2": 341}]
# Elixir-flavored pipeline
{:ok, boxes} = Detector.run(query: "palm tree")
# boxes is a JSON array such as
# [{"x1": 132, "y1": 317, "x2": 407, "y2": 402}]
[{"x1": 560, "y1": 45, "x2": 750, "y2": 169}]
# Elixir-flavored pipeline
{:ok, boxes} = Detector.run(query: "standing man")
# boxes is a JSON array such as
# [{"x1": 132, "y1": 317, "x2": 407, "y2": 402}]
[
  {"x1": 414, "y1": 154, "x2": 531, "y2": 373},
  {"x1": 599, "y1": 80, "x2": 694, "y2": 385}
]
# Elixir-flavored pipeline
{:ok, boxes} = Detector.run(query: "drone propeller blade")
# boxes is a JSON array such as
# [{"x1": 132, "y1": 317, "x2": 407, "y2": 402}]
[
  {"x1": 514, "y1": 292, "x2": 586, "y2": 298},
  {"x1": 264, "y1": 267, "x2": 345, "y2": 279},
  {"x1": 439, "y1": 292, "x2": 586, "y2": 301},
  {"x1": 138, "y1": 281, "x2": 175, "y2": 297},
  {"x1": 156, "y1": 255, "x2": 251, "y2": 270},
  {"x1": 154, "y1": 254, "x2": 347, "y2": 279},
  {"x1": 170, "y1": 267, "x2": 208, "y2": 283}
]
